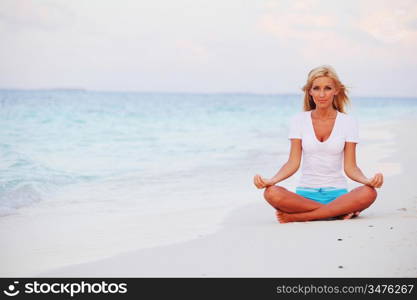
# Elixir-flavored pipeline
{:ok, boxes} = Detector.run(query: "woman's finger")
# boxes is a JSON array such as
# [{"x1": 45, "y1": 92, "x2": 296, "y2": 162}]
[
  {"x1": 377, "y1": 175, "x2": 383, "y2": 188},
  {"x1": 375, "y1": 174, "x2": 383, "y2": 188},
  {"x1": 256, "y1": 174, "x2": 262, "y2": 184},
  {"x1": 372, "y1": 175, "x2": 379, "y2": 187},
  {"x1": 254, "y1": 175, "x2": 261, "y2": 188},
  {"x1": 259, "y1": 177, "x2": 266, "y2": 188},
  {"x1": 255, "y1": 175, "x2": 266, "y2": 189},
  {"x1": 377, "y1": 174, "x2": 383, "y2": 186},
  {"x1": 369, "y1": 176, "x2": 377, "y2": 187},
  {"x1": 379, "y1": 175, "x2": 384, "y2": 187},
  {"x1": 378, "y1": 173, "x2": 384, "y2": 186}
]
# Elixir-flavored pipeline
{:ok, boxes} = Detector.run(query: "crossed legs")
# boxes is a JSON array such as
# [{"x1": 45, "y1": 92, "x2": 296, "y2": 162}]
[{"x1": 264, "y1": 185, "x2": 377, "y2": 223}]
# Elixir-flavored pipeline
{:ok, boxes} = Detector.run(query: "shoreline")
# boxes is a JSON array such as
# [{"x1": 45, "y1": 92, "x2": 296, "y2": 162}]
[{"x1": 39, "y1": 118, "x2": 417, "y2": 277}]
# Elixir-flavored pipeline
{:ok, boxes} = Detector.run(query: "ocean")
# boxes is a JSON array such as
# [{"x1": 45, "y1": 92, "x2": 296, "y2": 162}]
[{"x1": 1, "y1": 90, "x2": 416, "y2": 217}]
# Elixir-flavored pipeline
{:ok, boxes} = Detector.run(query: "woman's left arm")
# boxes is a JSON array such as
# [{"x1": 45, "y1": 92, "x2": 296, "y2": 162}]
[{"x1": 344, "y1": 142, "x2": 384, "y2": 188}]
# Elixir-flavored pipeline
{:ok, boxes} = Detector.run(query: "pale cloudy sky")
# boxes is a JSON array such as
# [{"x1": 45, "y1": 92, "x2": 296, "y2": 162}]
[{"x1": 0, "y1": 0, "x2": 416, "y2": 97}]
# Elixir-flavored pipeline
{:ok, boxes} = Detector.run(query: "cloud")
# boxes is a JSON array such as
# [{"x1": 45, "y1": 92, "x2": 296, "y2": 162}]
[
  {"x1": 0, "y1": 0, "x2": 75, "y2": 31},
  {"x1": 258, "y1": 0, "x2": 417, "y2": 45},
  {"x1": 258, "y1": 0, "x2": 341, "y2": 38},
  {"x1": 258, "y1": 13, "x2": 337, "y2": 40},
  {"x1": 256, "y1": 0, "x2": 358, "y2": 64},
  {"x1": 356, "y1": 0, "x2": 417, "y2": 44}
]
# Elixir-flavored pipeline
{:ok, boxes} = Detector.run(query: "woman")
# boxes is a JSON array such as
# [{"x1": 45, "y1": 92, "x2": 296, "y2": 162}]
[{"x1": 253, "y1": 65, "x2": 383, "y2": 223}]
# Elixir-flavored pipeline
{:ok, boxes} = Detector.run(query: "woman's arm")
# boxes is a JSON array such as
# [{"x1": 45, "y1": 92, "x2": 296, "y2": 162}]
[
  {"x1": 254, "y1": 139, "x2": 302, "y2": 189},
  {"x1": 344, "y1": 142, "x2": 384, "y2": 188}
]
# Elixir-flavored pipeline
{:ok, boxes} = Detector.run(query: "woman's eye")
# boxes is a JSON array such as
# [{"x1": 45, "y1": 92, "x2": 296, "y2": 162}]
[{"x1": 325, "y1": 87, "x2": 332, "y2": 90}]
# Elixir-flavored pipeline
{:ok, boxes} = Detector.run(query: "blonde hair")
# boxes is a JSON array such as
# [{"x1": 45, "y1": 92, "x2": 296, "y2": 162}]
[{"x1": 301, "y1": 65, "x2": 350, "y2": 113}]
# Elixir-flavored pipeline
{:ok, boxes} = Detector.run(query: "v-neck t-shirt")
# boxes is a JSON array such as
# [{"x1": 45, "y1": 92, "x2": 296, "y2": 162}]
[{"x1": 288, "y1": 111, "x2": 359, "y2": 189}]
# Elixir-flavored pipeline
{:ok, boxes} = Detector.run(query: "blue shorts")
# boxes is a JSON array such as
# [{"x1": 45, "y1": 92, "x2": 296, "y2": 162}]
[{"x1": 296, "y1": 187, "x2": 349, "y2": 204}]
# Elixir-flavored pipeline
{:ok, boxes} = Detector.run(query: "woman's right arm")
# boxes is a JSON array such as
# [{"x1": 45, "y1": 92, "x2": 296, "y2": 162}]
[{"x1": 254, "y1": 139, "x2": 302, "y2": 189}]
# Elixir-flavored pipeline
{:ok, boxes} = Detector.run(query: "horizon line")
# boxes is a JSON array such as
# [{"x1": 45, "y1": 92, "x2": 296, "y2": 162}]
[{"x1": 0, "y1": 87, "x2": 416, "y2": 99}]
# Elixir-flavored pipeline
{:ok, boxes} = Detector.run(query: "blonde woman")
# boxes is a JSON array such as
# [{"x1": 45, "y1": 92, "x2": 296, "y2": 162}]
[{"x1": 254, "y1": 65, "x2": 383, "y2": 223}]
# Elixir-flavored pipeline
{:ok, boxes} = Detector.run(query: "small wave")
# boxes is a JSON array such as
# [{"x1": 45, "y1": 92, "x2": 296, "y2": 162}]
[{"x1": 0, "y1": 184, "x2": 43, "y2": 216}]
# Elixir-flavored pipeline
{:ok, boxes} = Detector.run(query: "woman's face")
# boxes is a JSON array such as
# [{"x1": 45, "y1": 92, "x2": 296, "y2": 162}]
[{"x1": 309, "y1": 76, "x2": 339, "y2": 110}]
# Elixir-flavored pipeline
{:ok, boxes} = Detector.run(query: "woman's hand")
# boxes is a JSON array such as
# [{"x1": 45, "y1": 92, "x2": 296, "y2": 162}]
[
  {"x1": 253, "y1": 174, "x2": 275, "y2": 189},
  {"x1": 365, "y1": 172, "x2": 384, "y2": 188}
]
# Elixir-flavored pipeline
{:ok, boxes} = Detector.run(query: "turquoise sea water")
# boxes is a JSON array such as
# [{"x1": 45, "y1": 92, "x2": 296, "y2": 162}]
[{"x1": 1, "y1": 90, "x2": 416, "y2": 216}]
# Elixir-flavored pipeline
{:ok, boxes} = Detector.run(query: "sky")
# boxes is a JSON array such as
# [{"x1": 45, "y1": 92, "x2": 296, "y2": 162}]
[{"x1": 0, "y1": 0, "x2": 416, "y2": 97}]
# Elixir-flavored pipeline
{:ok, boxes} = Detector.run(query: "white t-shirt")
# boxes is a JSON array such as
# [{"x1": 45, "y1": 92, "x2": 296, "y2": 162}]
[{"x1": 288, "y1": 111, "x2": 359, "y2": 189}]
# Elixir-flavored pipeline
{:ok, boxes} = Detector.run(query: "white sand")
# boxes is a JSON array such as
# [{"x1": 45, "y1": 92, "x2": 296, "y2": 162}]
[{"x1": 37, "y1": 118, "x2": 417, "y2": 277}]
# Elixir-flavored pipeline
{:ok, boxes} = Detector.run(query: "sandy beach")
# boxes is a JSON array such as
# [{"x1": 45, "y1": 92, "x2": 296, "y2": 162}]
[{"x1": 34, "y1": 118, "x2": 417, "y2": 278}]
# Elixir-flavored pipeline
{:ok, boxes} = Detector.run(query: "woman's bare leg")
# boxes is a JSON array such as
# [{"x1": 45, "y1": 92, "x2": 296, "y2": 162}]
[
  {"x1": 263, "y1": 185, "x2": 359, "y2": 220},
  {"x1": 263, "y1": 185, "x2": 324, "y2": 213},
  {"x1": 277, "y1": 185, "x2": 377, "y2": 223}
]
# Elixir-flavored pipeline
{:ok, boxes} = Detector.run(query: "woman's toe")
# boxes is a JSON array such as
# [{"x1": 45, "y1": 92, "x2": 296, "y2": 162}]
[{"x1": 342, "y1": 212, "x2": 354, "y2": 220}]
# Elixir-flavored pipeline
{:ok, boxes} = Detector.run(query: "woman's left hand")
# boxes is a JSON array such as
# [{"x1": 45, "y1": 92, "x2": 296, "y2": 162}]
[{"x1": 366, "y1": 172, "x2": 384, "y2": 188}]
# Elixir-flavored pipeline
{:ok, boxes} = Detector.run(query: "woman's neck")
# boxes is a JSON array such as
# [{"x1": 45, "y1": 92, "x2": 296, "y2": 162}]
[{"x1": 313, "y1": 107, "x2": 337, "y2": 119}]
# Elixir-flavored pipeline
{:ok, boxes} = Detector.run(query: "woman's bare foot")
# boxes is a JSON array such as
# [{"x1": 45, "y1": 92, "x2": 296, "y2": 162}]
[
  {"x1": 276, "y1": 210, "x2": 296, "y2": 223},
  {"x1": 276, "y1": 210, "x2": 361, "y2": 223},
  {"x1": 341, "y1": 211, "x2": 361, "y2": 220}
]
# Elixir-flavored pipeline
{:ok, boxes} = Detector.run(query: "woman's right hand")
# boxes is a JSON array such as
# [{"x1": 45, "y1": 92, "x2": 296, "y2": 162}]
[{"x1": 253, "y1": 174, "x2": 275, "y2": 189}]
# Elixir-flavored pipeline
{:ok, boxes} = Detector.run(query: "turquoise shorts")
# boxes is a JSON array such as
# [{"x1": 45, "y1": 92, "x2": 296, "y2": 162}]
[{"x1": 296, "y1": 187, "x2": 349, "y2": 204}]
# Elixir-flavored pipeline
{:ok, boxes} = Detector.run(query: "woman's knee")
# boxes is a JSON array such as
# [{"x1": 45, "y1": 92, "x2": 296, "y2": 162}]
[
  {"x1": 364, "y1": 185, "x2": 377, "y2": 200},
  {"x1": 359, "y1": 185, "x2": 377, "y2": 206},
  {"x1": 264, "y1": 186, "x2": 286, "y2": 203}
]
